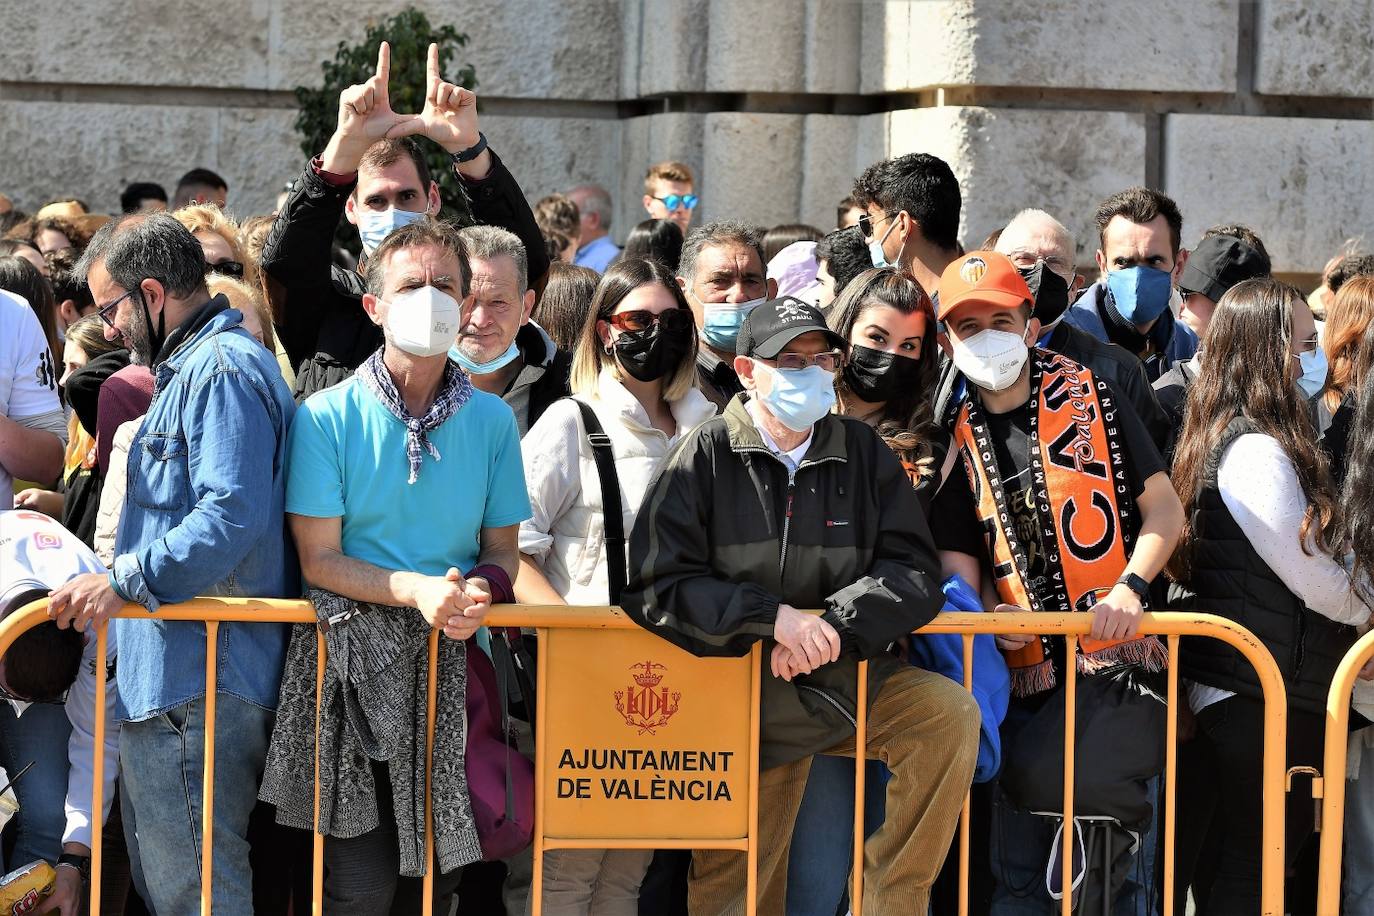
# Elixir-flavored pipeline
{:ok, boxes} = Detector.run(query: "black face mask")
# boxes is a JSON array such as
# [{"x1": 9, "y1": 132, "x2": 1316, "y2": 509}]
[
  {"x1": 1018, "y1": 260, "x2": 1071, "y2": 328},
  {"x1": 842, "y1": 344, "x2": 923, "y2": 402},
  {"x1": 613, "y1": 320, "x2": 694, "y2": 383}
]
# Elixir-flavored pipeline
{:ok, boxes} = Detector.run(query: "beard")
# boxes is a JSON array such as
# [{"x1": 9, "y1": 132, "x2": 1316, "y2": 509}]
[{"x1": 124, "y1": 295, "x2": 156, "y2": 366}]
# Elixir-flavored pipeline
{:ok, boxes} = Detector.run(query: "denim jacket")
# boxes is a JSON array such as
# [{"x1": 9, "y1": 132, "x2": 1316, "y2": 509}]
[{"x1": 113, "y1": 303, "x2": 298, "y2": 721}]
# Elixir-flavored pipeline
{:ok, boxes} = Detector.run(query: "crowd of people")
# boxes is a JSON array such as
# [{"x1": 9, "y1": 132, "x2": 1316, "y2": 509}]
[{"x1": 2, "y1": 38, "x2": 1374, "y2": 916}]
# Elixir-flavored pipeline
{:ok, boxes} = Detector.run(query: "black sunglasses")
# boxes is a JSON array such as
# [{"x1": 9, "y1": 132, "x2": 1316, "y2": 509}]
[{"x1": 208, "y1": 260, "x2": 245, "y2": 279}]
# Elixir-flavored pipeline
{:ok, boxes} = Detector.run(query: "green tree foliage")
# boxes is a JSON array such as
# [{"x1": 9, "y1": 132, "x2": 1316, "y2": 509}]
[{"x1": 293, "y1": 8, "x2": 478, "y2": 239}]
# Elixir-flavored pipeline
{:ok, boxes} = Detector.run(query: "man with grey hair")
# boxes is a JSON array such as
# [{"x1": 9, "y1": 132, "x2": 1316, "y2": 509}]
[
  {"x1": 455, "y1": 224, "x2": 571, "y2": 436},
  {"x1": 47, "y1": 212, "x2": 296, "y2": 915},
  {"x1": 261, "y1": 217, "x2": 528, "y2": 913},
  {"x1": 991, "y1": 207, "x2": 1170, "y2": 449},
  {"x1": 567, "y1": 184, "x2": 620, "y2": 273},
  {"x1": 675, "y1": 220, "x2": 777, "y2": 409}
]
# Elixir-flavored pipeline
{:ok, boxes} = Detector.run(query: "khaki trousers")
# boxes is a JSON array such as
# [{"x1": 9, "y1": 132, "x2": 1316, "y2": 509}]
[{"x1": 687, "y1": 666, "x2": 980, "y2": 916}]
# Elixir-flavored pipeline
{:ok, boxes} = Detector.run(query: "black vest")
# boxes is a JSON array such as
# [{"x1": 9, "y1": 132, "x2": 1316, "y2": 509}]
[{"x1": 1169, "y1": 418, "x2": 1354, "y2": 715}]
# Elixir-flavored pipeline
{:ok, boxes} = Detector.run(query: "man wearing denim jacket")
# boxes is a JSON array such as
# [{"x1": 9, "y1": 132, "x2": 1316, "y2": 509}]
[{"x1": 49, "y1": 213, "x2": 296, "y2": 916}]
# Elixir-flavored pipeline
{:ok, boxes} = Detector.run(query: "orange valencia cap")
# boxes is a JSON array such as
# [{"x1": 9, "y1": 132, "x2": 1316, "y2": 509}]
[{"x1": 936, "y1": 250, "x2": 1034, "y2": 321}]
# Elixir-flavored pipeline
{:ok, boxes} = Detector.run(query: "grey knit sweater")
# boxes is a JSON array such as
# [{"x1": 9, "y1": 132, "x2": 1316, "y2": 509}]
[{"x1": 258, "y1": 588, "x2": 482, "y2": 876}]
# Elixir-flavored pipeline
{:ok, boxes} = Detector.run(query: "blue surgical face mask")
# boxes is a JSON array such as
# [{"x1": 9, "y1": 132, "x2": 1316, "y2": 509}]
[
  {"x1": 1297, "y1": 346, "x2": 1328, "y2": 399},
  {"x1": 755, "y1": 363, "x2": 837, "y2": 433},
  {"x1": 357, "y1": 206, "x2": 428, "y2": 255},
  {"x1": 701, "y1": 295, "x2": 766, "y2": 350},
  {"x1": 1104, "y1": 265, "x2": 1174, "y2": 326},
  {"x1": 449, "y1": 338, "x2": 520, "y2": 375},
  {"x1": 868, "y1": 218, "x2": 899, "y2": 270}
]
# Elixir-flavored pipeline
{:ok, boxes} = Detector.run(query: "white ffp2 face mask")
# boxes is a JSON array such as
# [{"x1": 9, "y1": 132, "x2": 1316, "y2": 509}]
[
  {"x1": 385, "y1": 286, "x2": 462, "y2": 358},
  {"x1": 950, "y1": 327, "x2": 1031, "y2": 392}
]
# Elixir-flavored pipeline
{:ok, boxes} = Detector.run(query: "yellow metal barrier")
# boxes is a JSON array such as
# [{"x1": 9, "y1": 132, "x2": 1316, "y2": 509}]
[
  {"x1": 1316, "y1": 628, "x2": 1374, "y2": 915},
  {"x1": 0, "y1": 602, "x2": 1290, "y2": 916}
]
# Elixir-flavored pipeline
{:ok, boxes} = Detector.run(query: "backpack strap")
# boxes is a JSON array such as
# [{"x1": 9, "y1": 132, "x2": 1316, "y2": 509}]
[{"x1": 573, "y1": 400, "x2": 627, "y2": 606}]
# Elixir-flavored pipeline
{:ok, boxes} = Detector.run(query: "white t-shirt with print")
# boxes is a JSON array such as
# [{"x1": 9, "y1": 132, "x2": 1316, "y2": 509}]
[{"x1": 0, "y1": 290, "x2": 63, "y2": 501}]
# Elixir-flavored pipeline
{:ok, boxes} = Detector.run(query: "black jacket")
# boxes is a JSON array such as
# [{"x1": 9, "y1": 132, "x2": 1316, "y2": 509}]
[
  {"x1": 262, "y1": 148, "x2": 552, "y2": 404},
  {"x1": 621, "y1": 395, "x2": 946, "y2": 768},
  {"x1": 1168, "y1": 418, "x2": 1355, "y2": 715}
]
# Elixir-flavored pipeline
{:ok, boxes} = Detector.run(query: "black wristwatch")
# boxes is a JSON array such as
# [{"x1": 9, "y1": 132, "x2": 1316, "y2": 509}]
[
  {"x1": 1116, "y1": 573, "x2": 1150, "y2": 601},
  {"x1": 450, "y1": 132, "x2": 488, "y2": 165},
  {"x1": 56, "y1": 852, "x2": 90, "y2": 882}
]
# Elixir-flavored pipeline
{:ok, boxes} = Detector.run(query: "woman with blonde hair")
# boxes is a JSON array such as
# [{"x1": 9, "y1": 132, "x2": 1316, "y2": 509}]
[
  {"x1": 173, "y1": 203, "x2": 257, "y2": 286},
  {"x1": 515, "y1": 257, "x2": 714, "y2": 914}
]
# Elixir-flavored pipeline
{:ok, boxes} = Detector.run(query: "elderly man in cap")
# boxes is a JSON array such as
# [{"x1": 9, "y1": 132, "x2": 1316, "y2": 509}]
[{"x1": 622, "y1": 297, "x2": 980, "y2": 915}]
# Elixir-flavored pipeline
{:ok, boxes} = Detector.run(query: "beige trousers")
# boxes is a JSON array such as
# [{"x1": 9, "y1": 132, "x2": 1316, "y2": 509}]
[{"x1": 687, "y1": 666, "x2": 981, "y2": 916}]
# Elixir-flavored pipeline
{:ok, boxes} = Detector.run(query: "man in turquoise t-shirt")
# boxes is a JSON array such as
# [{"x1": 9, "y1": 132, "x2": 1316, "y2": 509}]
[{"x1": 275, "y1": 217, "x2": 530, "y2": 912}]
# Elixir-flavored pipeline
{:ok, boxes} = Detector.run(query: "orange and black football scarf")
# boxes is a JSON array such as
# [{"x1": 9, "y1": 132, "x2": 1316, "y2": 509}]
[{"x1": 953, "y1": 349, "x2": 1167, "y2": 696}]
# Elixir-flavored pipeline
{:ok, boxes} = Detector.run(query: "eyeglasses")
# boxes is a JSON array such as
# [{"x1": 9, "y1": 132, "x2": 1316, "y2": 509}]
[
  {"x1": 856, "y1": 211, "x2": 897, "y2": 240},
  {"x1": 1008, "y1": 252, "x2": 1074, "y2": 276},
  {"x1": 606, "y1": 308, "x2": 694, "y2": 334},
  {"x1": 94, "y1": 289, "x2": 138, "y2": 332},
  {"x1": 763, "y1": 349, "x2": 846, "y2": 373},
  {"x1": 208, "y1": 260, "x2": 245, "y2": 279},
  {"x1": 653, "y1": 194, "x2": 698, "y2": 212}
]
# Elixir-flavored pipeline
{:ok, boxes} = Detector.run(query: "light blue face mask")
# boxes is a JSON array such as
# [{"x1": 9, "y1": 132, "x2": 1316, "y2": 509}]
[
  {"x1": 868, "y1": 218, "x2": 898, "y2": 270},
  {"x1": 449, "y1": 338, "x2": 521, "y2": 375},
  {"x1": 756, "y1": 363, "x2": 837, "y2": 433},
  {"x1": 702, "y1": 296, "x2": 766, "y2": 350},
  {"x1": 1104, "y1": 265, "x2": 1173, "y2": 325},
  {"x1": 357, "y1": 206, "x2": 428, "y2": 255},
  {"x1": 1297, "y1": 346, "x2": 1328, "y2": 399}
]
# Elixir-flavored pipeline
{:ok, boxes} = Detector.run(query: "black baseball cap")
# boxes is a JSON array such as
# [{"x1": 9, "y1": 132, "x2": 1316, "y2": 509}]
[
  {"x1": 736, "y1": 297, "x2": 847, "y2": 358},
  {"x1": 1178, "y1": 234, "x2": 1269, "y2": 302}
]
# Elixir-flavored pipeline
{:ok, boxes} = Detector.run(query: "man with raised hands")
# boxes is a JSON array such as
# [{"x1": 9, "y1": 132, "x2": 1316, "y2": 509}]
[{"x1": 263, "y1": 42, "x2": 551, "y2": 402}]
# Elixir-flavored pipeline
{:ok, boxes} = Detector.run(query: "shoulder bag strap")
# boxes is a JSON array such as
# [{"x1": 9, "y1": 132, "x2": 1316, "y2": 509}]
[{"x1": 573, "y1": 400, "x2": 627, "y2": 606}]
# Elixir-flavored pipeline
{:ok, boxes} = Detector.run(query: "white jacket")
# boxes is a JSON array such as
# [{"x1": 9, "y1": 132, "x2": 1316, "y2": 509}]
[{"x1": 519, "y1": 370, "x2": 716, "y2": 605}]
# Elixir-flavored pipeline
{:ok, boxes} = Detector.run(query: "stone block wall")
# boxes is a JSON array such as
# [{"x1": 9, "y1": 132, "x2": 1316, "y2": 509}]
[{"x1": 1, "y1": 0, "x2": 1370, "y2": 275}]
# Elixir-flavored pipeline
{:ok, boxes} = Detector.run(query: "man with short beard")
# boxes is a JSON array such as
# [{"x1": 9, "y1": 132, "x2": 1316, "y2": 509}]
[{"x1": 48, "y1": 212, "x2": 296, "y2": 916}]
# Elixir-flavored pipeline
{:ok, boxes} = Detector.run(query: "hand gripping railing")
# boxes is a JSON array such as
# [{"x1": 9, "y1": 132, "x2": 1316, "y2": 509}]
[{"x1": 0, "y1": 602, "x2": 1289, "y2": 916}]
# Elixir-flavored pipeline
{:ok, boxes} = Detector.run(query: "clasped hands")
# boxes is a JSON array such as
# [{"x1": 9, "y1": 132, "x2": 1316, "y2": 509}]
[
  {"x1": 414, "y1": 568, "x2": 491, "y2": 641},
  {"x1": 771, "y1": 604, "x2": 841, "y2": 682}
]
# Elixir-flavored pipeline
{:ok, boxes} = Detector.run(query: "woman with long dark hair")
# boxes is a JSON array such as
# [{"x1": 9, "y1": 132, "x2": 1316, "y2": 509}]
[
  {"x1": 1168, "y1": 278, "x2": 1372, "y2": 913},
  {"x1": 827, "y1": 267, "x2": 943, "y2": 502},
  {"x1": 515, "y1": 257, "x2": 715, "y2": 914}
]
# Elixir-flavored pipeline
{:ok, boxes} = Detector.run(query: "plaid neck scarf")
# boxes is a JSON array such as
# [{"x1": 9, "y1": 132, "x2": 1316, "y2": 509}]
[{"x1": 356, "y1": 348, "x2": 473, "y2": 484}]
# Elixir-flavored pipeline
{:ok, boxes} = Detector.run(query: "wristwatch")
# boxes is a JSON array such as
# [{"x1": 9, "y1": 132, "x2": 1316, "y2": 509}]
[
  {"x1": 1116, "y1": 573, "x2": 1150, "y2": 601},
  {"x1": 56, "y1": 852, "x2": 91, "y2": 883},
  {"x1": 450, "y1": 132, "x2": 488, "y2": 165}
]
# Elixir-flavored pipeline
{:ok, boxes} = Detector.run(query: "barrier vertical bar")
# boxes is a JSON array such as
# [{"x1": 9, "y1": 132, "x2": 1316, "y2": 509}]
[
  {"x1": 960, "y1": 634, "x2": 974, "y2": 916},
  {"x1": 1317, "y1": 631, "x2": 1374, "y2": 913},
  {"x1": 421, "y1": 629, "x2": 439, "y2": 916},
  {"x1": 89, "y1": 623, "x2": 108, "y2": 916},
  {"x1": 201, "y1": 621, "x2": 219, "y2": 916},
  {"x1": 1164, "y1": 635, "x2": 1180, "y2": 916},
  {"x1": 312, "y1": 630, "x2": 326, "y2": 914},
  {"x1": 1061, "y1": 636, "x2": 1077, "y2": 916},
  {"x1": 531, "y1": 628, "x2": 549, "y2": 916},
  {"x1": 746, "y1": 642, "x2": 762, "y2": 916},
  {"x1": 851, "y1": 660, "x2": 869, "y2": 916}
]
